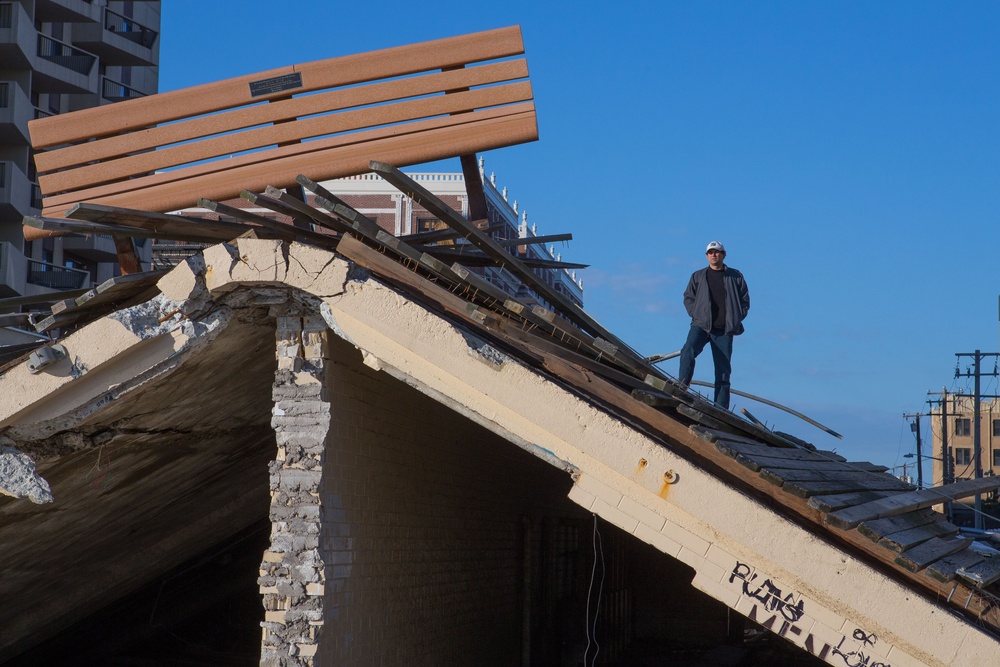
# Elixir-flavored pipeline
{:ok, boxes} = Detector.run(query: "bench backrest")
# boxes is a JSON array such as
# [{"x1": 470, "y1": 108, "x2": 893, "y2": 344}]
[{"x1": 27, "y1": 26, "x2": 536, "y2": 237}]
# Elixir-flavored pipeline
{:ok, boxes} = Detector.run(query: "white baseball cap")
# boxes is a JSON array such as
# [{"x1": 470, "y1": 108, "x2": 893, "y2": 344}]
[{"x1": 706, "y1": 241, "x2": 726, "y2": 253}]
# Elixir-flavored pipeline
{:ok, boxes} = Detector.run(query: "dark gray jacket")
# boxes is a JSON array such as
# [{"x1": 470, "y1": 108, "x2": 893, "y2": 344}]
[{"x1": 683, "y1": 266, "x2": 750, "y2": 335}]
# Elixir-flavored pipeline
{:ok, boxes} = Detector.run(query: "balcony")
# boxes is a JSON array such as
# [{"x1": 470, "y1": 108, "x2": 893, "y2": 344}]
[
  {"x1": 27, "y1": 258, "x2": 89, "y2": 290},
  {"x1": 101, "y1": 76, "x2": 146, "y2": 103},
  {"x1": 0, "y1": 161, "x2": 33, "y2": 220},
  {"x1": 32, "y1": 34, "x2": 99, "y2": 95},
  {"x1": 0, "y1": 81, "x2": 32, "y2": 143},
  {"x1": 34, "y1": 0, "x2": 100, "y2": 24},
  {"x1": 72, "y1": 6, "x2": 158, "y2": 67},
  {"x1": 62, "y1": 233, "x2": 118, "y2": 262},
  {"x1": 0, "y1": 1, "x2": 35, "y2": 69}
]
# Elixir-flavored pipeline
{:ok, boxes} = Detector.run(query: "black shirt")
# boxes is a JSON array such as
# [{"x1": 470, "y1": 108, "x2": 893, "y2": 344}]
[{"x1": 705, "y1": 267, "x2": 727, "y2": 333}]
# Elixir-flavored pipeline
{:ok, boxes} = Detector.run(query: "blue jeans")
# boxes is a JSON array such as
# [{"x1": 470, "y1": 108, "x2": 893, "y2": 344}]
[{"x1": 678, "y1": 325, "x2": 733, "y2": 409}]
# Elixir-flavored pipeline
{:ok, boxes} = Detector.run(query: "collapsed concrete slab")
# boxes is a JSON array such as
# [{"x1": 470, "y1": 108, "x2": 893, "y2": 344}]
[{"x1": 1, "y1": 239, "x2": 997, "y2": 666}]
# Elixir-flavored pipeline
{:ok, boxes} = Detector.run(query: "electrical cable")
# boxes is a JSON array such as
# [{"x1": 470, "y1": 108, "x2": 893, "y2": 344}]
[
  {"x1": 590, "y1": 521, "x2": 605, "y2": 667},
  {"x1": 583, "y1": 513, "x2": 596, "y2": 665}
]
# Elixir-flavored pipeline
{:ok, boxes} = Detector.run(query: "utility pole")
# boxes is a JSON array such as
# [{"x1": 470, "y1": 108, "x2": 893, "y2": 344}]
[
  {"x1": 954, "y1": 350, "x2": 1000, "y2": 529},
  {"x1": 903, "y1": 412, "x2": 924, "y2": 488},
  {"x1": 927, "y1": 389, "x2": 955, "y2": 522}
]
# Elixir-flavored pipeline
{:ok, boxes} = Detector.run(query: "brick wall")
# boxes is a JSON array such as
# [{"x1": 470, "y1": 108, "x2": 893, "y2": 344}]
[{"x1": 316, "y1": 334, "x2": 576, "y2": 666}]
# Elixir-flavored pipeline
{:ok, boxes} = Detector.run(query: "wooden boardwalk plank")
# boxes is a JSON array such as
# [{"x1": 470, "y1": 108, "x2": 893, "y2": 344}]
[
  {"x1": 857, "y1": 509, "x2": 940, "y2": 542},
  {"x1": 747, "y1": 456, "x2": 885, "y2": 474},
  {"x1": 877, "y1": 522, "x2": 960, "y2": 554},
  {"x1": 761, "y1": 469, "x2": 903, "y2": 485},
  {"x1": 712, "y1": 437, "x2": 844, "y2": 462},
  {"x1": 926, "y1": 550, "x2": 986, "y2": 584},
  {"x1": 826, "y1": 477, "x2": 1000, "y2": 529},
  {"x1": 781, "y1": 477, "x2": 914, "y2": 499},
  {"x1": 807, "y1": 491, "x2": 900, "y2": 513},
  {"x1": 894, "y1": 537, "x2": 972, "y2": 573},
  {"x1": 690, "y1": 425, "x2": 763, "y2": 447},
  {"x1": 957, "y1": 556, "x2": 1000, "y2": 587}
]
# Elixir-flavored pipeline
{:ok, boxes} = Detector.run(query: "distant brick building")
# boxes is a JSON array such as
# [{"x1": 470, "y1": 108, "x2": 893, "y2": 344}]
[{"x1": 318, "y1": 159, "x2": 584, "y2": 310}]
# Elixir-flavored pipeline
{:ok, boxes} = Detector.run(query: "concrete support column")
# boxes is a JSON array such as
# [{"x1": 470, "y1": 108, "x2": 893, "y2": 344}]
[{"x1": 259, "y1": 314, "x2": 330, "y2": 667}]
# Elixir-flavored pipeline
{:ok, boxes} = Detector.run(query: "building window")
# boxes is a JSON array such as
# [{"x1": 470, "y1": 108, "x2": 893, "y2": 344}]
[
  {"x1": 994, "y1": 449, "x2": 1000, "y2": 468},
  {"x1": 955, "y1": 418, "x2": 971, "y2": 437},
  {"x1": 416, "y1": 217, "x2": 442, "y2": 233},
  {"x1": 955, "y1": 448, "x2": 972, "y2": 466},
  {"x1": 994, "y1": 419, "x2": 1000, "y2": 437}
]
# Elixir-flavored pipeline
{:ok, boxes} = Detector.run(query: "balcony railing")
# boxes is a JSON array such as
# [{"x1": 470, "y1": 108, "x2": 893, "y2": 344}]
[
  {"x1": 34, "y1": 108, "x2": 52, "y2": 120},
  {"x1": 30, "y1": 182, "x2": 42, "y2": 209},
  {"x1": 104, "y1": 7, "x2": 157, "y2": 48},
  {"x1": 37, "y1": 34, "x2": 97, "y2": 75},
  {"x1": 0, "y1": 3, "x2": 12, "y2": 30},
  {"x1": 102, "y1": 76, "x2": 145, "y2": 103},
  {"x1": 27, "y1": 259, "x2": 89, "y2": 290}
]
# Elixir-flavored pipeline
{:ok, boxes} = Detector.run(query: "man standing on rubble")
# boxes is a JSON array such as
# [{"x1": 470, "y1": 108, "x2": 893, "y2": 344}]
[{"x1": 678, "y1": 241, "x2": 750, "y2": 410}]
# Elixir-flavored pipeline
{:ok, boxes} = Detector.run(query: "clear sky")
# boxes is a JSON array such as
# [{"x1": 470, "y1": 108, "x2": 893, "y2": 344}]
[{"x1": 161, "y1": 1, "x2": 1000, "y2": 478}]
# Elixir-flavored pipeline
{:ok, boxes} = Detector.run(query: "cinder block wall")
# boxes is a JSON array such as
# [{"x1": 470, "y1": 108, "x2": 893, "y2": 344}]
[{"x1": 316, "y1": 336, "x2": 575, "y2": 666}]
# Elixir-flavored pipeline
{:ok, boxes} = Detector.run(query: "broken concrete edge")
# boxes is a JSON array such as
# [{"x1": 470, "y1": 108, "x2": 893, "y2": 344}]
[{"x1": 0, "y1": 289, "x2": 234, "y2": 501}]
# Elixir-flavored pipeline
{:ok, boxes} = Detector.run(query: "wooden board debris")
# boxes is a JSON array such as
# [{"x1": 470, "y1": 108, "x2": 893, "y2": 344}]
[
  {"x1": 926, "y1": 549, "x2": 986, "y2": 584},
  {"x1": 894, "y1": 537, "x2": 972, "y2": 573},
  {"x1": 807, "y1": 490, "x2": 901, "y2": 513},
  {"x1": 857, "y1": 509, "x2": 940, "y2": 543},
  {"x1": 877, "y1": 522, "x2": 960, "y2": 554},
  {"x1": 957, "y1": 556, "x2": 1000, "y2": 587},
  {"x1": 825, "y1": 477, "x2": 1000, "y2": 529}
]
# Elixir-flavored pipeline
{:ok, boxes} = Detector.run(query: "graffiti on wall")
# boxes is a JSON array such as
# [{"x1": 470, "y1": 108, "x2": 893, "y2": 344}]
[
  {"x1": 831, "y1": 629, "x2": 891, "y2": 667},
  {"x1": 727, "y1": 562, "x2": 891, "y2": 666}
]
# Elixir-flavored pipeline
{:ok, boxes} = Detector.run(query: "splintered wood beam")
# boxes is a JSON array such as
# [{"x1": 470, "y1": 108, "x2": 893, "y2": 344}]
[
  {"x1": 240, "y1": 189, "x2": 319, "y2": 231},
  {"x1": 413, "y1": 246, "x2": 588, "y2": 270},
  {"x1": 66, "y1": 203, "x2": 263, "y2": 242},
  {"x1": 397, "y1": 221, "x2": 500, "y2": 244},
  {"x1": 0, "y1": 288, "x2": 89, "y2": 309},
  {"x1": 295, "y1": 174, "x2": 384, "y2": 240},
  {"x1": 197, "y1": 199, "x2": 298, "y2": 241},
  {"x1": 24, "y1": 216, "x2": 154, "y2": 239},
  {"x1": 233, "y1": 190, "x2": 337, "y2": 248},
  {"x1": 497, "y1": 233, "x2": 573, "y2": 247},
  {"x1": 114, "y1": 237, "x2": 143, "y2": 275},
  {"x1": 460, "y1": 154, "x2": 488, "y2": 221},
  {"x1": 369, "y1": 160, "x2": 661, "y2": 381},
  {"x1": 261, "y1": 186, "x2": 353, "y2": 236}
]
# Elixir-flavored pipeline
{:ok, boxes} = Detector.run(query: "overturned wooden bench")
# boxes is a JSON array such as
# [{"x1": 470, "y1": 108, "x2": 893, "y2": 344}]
[{"x1": 26, "y1": 25, "x2": 537, "y2": 240}]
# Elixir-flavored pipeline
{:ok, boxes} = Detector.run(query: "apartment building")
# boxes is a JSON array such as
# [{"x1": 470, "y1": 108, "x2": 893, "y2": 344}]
[
  {"x1": 0, "y1": 0, "x2": 159, "y2": 309},
  {"x1": 930, "y1": 395, "x2": 1000, "y2": 484}
]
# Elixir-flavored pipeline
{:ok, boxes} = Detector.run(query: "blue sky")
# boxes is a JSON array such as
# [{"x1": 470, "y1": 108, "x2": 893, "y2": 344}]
[{"x1": 161, "y1": 2, "x2": 1000, "y2": 477}]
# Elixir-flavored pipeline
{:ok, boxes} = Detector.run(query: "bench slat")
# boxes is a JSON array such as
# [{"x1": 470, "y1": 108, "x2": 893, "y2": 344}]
[
  {"x1": 40, "y1": 81, "x2": 533, "y2": 194},
  {"x1": 34, "y1": 59, "x2": 529, "y2": 173},
  {"x1": 34, "y1": 106, "x2": 536, "y2": 222},
  {"x1": 29, "y1": 26, "x2": 526, "y2": 148}
]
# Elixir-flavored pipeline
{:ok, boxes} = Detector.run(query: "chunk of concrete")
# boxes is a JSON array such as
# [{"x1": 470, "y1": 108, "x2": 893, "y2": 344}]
[{"x1": 0, "y1": 447, "x2": 53, "y2": 504}]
